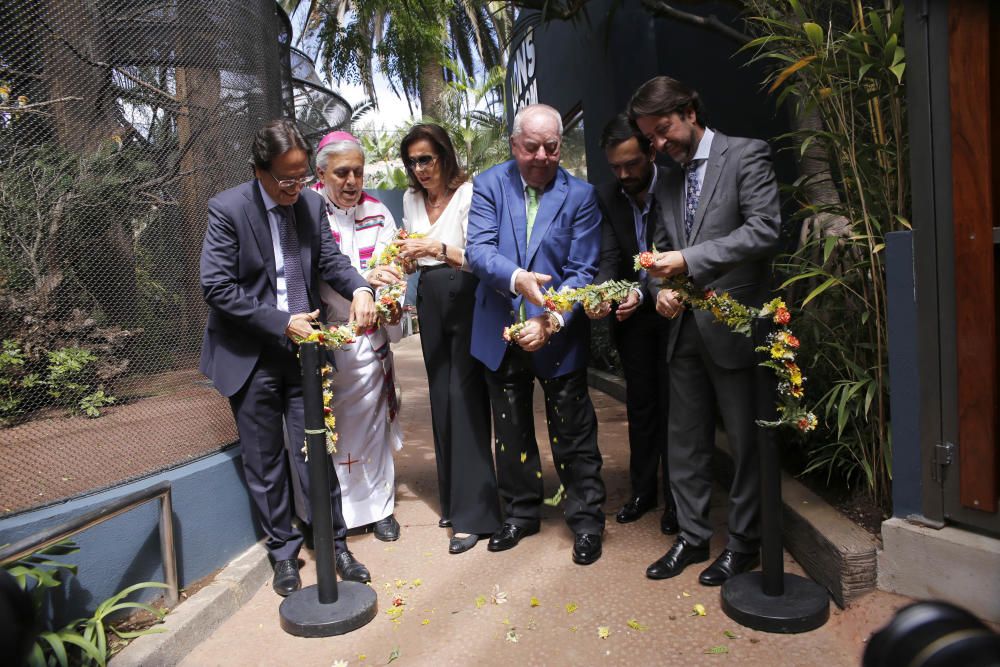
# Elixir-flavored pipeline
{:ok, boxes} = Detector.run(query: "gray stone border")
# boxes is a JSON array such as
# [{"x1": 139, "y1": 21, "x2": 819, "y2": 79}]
[
  {"x1": 110, "y1": 542, "x2": 271, "y2": 667},
  {"x1": 587, "y1": 367, "x2": 879, "y2": 608}
]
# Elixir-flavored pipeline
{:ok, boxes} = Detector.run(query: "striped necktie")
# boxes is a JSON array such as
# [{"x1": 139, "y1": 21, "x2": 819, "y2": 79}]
[{"x1": 276, "y1": 206, "x2": 310, "y2": 314}]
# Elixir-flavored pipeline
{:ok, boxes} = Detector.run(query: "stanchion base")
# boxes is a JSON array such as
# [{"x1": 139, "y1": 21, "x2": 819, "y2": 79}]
[
  {"x1": 279, "y1": 582, "x2": 378, "y2": 637},
  {"x1": 721, "y1": 572, "x2": 830, "y2": 634}
]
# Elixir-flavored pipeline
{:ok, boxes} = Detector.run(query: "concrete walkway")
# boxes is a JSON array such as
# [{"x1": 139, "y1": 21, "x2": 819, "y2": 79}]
[{"x1": 180, "y1": 335, "x2": 911, "y2": 667}]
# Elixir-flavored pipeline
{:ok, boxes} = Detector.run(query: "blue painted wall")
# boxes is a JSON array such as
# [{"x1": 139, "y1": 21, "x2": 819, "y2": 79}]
[
  {"x1": 887, "y1": 231, "x2": 921, "y2": 518},
  {"x1": 0, "y1": 448, "x2": 259, "y2": 623}
]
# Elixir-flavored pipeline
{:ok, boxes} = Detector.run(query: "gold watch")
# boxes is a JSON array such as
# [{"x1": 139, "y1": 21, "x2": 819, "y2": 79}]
[{"x1": 547, "y1": 311, "x2": 563, "y2": 333}]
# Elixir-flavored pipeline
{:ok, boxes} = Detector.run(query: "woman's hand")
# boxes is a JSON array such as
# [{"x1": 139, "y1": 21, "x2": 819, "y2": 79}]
[{"x1": 397, "y1": 237, "x2": 443, "y2": 262}]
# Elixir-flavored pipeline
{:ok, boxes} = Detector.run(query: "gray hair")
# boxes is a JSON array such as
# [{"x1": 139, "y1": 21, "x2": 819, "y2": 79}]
[
  {"x1": 315, "y1": 138, "x2": 365, "y2": 172},
  {"x1": 511, "y1": 104, "x2": 563, "y2": 138}
]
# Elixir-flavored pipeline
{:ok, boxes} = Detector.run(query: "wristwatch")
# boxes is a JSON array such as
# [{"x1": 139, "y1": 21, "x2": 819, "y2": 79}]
[
  {"x1": 547, "y1": 311, "x2": 563, "y2": 333},
  {"x1": 437, "y1": 242, "x2": 448, "y2": 263}
]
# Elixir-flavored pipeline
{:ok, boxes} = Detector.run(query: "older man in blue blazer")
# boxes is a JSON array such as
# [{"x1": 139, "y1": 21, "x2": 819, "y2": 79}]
[
  {"x1": 466, "y1": 103, "x2": 607, "y2": 565},
  {"x1": 200, "y1": 119, "x2": 376, "y2": 596}
]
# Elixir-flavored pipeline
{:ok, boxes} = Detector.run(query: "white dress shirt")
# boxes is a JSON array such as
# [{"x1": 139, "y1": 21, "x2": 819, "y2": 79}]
[{"x1": 401, "y1": 181, "x2": 474, "y2": 270}]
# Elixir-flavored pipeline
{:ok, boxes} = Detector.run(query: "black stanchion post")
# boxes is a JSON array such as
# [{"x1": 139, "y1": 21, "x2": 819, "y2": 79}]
[
  {"x1": 721, "y1": 435, "x2": 830, "y2": 633},
  {"x1": 279, "y1": 341, "x2": 377, "y2": 637},
  {"x1": 300, "y1": 341, "x2": 338, "y2": 605}
]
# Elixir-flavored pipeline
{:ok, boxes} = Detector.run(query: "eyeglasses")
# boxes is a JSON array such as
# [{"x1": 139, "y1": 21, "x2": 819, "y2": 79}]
[
  {"x1": 267, "y1": 171, "x2": 315, "y2": 189},
  {"x1": 406, "y1": 155, "x2": 438, "y2": 171}
]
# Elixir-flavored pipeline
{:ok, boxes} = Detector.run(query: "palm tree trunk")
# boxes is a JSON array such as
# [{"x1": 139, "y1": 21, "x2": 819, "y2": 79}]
[{"x1": 419, "y1": 54, "x2": 446, "y2": 120}]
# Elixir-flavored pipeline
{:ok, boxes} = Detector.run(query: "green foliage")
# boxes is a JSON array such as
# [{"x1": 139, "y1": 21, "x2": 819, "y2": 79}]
[
  {"x1": 5, "y1": 541, "x2": 167, "y2": 667},
  {"x1": 0, "y1": 339, "x2": 118, "y2": 425},
  {"x1": 743, "y1": 0, "x2": 907, "y2": 506}
]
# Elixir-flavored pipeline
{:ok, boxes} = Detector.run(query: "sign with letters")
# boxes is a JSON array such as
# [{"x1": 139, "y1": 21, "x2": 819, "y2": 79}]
[{"x1": 508, "y1": 27, "x2": 538, "y2": 119}]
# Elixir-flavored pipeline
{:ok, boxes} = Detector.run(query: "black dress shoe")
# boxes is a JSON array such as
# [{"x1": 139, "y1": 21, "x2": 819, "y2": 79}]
[
  {"x1": 373, "y1": 514, "x2": 400, "y2": 542},
  {"x1": 646, "y1": 537, "x2": 710, "y2": 580},
  {"x1": 449, "y1": 534, "x2": 479, "y2": 554},
  {"x1": 660, "y1": 507, "x2": 679, "y2": 535},
  {"x1": 335, "y1": 550, "x2": 371, "y2": 583},
  {"x1": 615, "y1": 496, "x2": 656, "y2": 524},
  {"x1": 487, "y1": 522, "x2": 539, "y2": 552},
  {"x1": 572, "y1": 533, "x2": 603, "y2": 565},
  {"x1": 272, "y1": 559, "x2": 301, "y2": 596},
  {"x1": 438, "y1": 518, "x2": 452, "y2": 529},
  {"x1": 699, "y1": 549, "x2": 760, "y2": 586}
]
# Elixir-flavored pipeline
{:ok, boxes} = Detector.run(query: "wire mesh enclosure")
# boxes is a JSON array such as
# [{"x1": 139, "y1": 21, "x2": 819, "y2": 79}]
[{"x1": 0, "y1": 0, "x2": 301, "y2": 514}]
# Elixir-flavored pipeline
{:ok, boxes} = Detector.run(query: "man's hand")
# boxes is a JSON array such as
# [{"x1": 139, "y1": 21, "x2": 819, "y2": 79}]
[
  {"x1": 514, "y1": 271, "x2": 552, "y2": 307},
  {"x1": 584, "y1": 301, "x2": 612, "y2": 320},
  {"x1": 286, "y1": 309, "x2": 320, "y2": 340},
  {"x1": 646, "y1": 250, "x2": 688, "y2": 278},
  {"x1": 656, "y1": 289, "x2": 685, "y2": 320},
  {"x1": 615, "y1": 291, "x2": 640, "y2": 322},
  {"x1": 515, "y1": 314, "x2": 555, "y2": 352},
  {"x1": 350, "y1": 290, "x2": 377, "y2": 329},
  {"x1": 365, "y1": 264, "x2": 402, "y2": 289}
]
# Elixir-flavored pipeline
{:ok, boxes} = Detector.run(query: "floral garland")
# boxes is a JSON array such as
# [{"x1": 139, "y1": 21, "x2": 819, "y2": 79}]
[
  {"x1": 293, "y1": 324, "x2": 357, "y2": 456},
  {"x1": 502, "y1": 280, "x2": 640, "y2": 342},
  {"x1": 635, "y1": 252, "x2": 817, "y2": 433},
  {"x1": 369, "y1": 229, "x2": 426, "y2": 270},
  {"x1": 375, "y1": 281, "x2": 405, "y2": 325}
]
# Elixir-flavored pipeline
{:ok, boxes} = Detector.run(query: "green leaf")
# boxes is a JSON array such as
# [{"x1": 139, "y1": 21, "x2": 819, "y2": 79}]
[
  {"x1": 56, "y1": 631, "x2": 104, "y2": 666},
  {"x1": 890, "y1": 63, "x2": 906, "y2": 84},
  {"x1": 803, "y1": 22, "x2": 823, "y2": 50},
  {"x1": 801, "y1": 277, "x2": 840, "y2": 307},
  {"x1": 38, "y1": 632, "x2": 68, "y2": 667},
  {"x1": 823, "y1": 235, "x2": 839, "y2": 263},
  {"x1": 857, "y1": 63, "x2": 873, "y2": 83}
]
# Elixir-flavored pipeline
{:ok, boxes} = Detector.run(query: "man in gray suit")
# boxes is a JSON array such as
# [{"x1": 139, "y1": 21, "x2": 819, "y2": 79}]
[{"x1": 627, "y1": 76, "x2": 782, "y2": 585}]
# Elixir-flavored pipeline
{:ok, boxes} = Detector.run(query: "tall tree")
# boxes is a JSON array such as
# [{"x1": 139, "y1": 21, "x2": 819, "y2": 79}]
[{"x1": 280, "y1": 0, "x2": 512, "y2": 119}]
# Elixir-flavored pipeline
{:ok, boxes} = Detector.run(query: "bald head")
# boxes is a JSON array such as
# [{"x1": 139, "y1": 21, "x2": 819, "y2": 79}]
[{"x1": 510, "y1": 104, "x2": 564, "y2": 188}]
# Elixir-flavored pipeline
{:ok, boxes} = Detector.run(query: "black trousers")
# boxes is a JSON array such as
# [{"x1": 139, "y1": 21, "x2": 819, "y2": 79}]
[
  {"x1": 612, "y1": 305, "x2": 675, "y2": 509},
  {"x1": 229, "y1": 342, "x2": 348, "y2": 561},
  {"x1": 417, "y1": 267, "x2": 502, "y2": 535},
  {"x1": 485, "y1": 346, "x2": 606, "y2": 535}
]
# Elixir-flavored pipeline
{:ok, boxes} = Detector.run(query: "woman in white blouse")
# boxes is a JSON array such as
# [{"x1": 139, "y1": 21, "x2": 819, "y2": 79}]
[{"x1": 397, "y1": 124, "x2": 501, "y2": 554}]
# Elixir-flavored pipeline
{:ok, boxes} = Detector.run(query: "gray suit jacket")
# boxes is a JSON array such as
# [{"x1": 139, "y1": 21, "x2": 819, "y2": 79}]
[{"x1": 650, "y1": 131, "x2": 782, "y2": 369}]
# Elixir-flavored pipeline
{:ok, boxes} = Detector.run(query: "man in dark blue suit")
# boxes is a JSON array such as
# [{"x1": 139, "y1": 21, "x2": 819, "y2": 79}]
[
  {"x1": 199, "y1": 119, "x2": 376, "y2": 596},
  {"x1": 466, "y1": 103, "x2": 607, "y2": 565}
]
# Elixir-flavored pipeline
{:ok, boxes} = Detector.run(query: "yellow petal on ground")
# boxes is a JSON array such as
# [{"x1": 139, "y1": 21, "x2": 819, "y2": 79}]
[
  {"x1": 520, "y1": 452, "x2": 527, "y2": 463},
  {"x1": 627, "y1": 619, "x2": 648, "y2": 632},
  {"x1": 475, "y1": 595, "x2": 487, "y2": 609},
  {"x1": 598, "y1": 626, "x2": 610, "y2": 639},
  {"x1": 536, "y1": 471, "x2": 542, "y2": 478},
  {"x1": 422, "y1": 619, "x2": 430, "y2": 625},
  {"x1": 565, "y1": 602, "x2": 579, "y2": 614},
  {"x1": 530, "y1": 596, "x2": 540, "y2": 607},
  {"x1": 692, "y1": 603, "x2": 707, "y2": 617},
  {"x1": 413, "y1": 579, "x2": 423, "y2": 587},
  {"x1": 704, "y1": 646, "x2": 729, "y2": 654},
  {"x1": 682, "y1": 591, "x2": 691, "y2": 597}
]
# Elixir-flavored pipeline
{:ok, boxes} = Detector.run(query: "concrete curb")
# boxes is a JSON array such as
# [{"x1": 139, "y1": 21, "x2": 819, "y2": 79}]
[
  {"x1": 110, "y1": 542, "x2": 270, "y2": 667},
  {"x1": 587, "y1": 367, "x2": 879, "y2": 608}
]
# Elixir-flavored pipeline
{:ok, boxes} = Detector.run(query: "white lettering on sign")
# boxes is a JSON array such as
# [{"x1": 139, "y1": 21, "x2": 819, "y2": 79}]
[{"x1": 509, "y1": 29, "x2": 537, "y2": 117}]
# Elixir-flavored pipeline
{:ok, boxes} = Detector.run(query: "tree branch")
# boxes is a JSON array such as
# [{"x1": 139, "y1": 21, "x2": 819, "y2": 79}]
[{"x1": 639, "y1": 0, "x2": 751, "y2": 45}]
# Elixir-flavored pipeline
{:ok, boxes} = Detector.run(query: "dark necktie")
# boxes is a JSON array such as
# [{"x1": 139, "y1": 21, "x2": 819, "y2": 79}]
[
  {"x1": 277, "y1": 206, "x2": 310, "y2": 314},
  {"x1": 684, "y1": 160, "x2": 702, "y2": 239}
]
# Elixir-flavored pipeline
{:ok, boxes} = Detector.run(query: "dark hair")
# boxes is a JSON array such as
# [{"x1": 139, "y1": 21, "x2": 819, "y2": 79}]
[
  {"x1": 250, "y1": 119, "x2": 312, "y2": 171},
  {"x1": 599, "y1": 113, "x2": 651, "y2": 153},
  {"x1": 627, "y1": 76, "x2": 706, "y2": 127},
  {"x1": 399, "y1": 123, "x2": 466, "y2": 193}
]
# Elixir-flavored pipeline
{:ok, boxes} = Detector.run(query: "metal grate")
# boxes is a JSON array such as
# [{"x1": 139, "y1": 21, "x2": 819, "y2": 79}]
[{"x1": 0, "y1": 0, "x2": 294, "y2": 515}]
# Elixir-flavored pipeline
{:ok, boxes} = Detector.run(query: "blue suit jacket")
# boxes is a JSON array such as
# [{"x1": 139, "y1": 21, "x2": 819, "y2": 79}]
[
  {"x1": 466, "y1": 161, "x2": 601, "y2": 378},
  {"x1": 199, "y1": 180, "x2": 368, "y2": 397}
]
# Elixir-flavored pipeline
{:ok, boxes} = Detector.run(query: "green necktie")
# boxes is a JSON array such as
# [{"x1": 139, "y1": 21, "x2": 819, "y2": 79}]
[
  {"x1": 526, "y1": 186, "x2": 539, "y2": 244},
  {"x1": 519, "y1": 186, "x2": 540, "y2": 322}
]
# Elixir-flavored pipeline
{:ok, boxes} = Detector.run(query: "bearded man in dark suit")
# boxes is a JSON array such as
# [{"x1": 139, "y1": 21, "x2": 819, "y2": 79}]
[
  {"x1": 590, "y1": 114, "x2": 677, "y2": 535},
  {"x1": 199, "y1": 119, "x2": 376, "y2": 596}
]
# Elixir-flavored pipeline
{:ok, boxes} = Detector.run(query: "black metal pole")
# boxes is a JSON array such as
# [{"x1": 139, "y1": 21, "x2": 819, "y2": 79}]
[
  {"x1": 759, "y1": 435, "x2": 784, "y2": 596},
  {"x1": 280, "y1": 340, "x2": 377, "y2": 637},
  {"x1": 299, "y1": 341, "x2": 337, "y2": 604}
]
